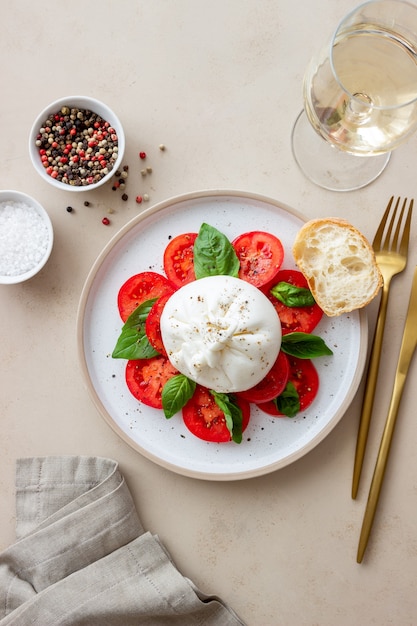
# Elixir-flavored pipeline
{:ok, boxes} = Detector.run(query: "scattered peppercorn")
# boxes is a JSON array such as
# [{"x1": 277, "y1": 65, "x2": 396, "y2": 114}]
[
  {"x1": 146, "y1": 167, "x2": 152, "y2": 173},
  {"x1": 123, "y1": 165, "x2": 129, "y2": 171},
  {"x1": 159, "y1": 144, "x2": 166, "y2": 151},
  {"x1": 143, "y1": 193, "x2": 149, "y2": 201},
  {"x1": 84, "y1": 201, "x2": 90, "y2": 206},
  {"x1": 102, "y1": 217, "x2": 110, "y2": 225},
  {"x1": 121, "y1": 193, "x2": 128, "y2": 201},
  {"x1": 139, "y1": 151, "x2": 146, "y2": 159},
  {"x1": 66, "y1": 206, "x2": 73, "y2": 213},
  {"x1": 136, "y1": 195, "x2": 143, "y2": 204}
]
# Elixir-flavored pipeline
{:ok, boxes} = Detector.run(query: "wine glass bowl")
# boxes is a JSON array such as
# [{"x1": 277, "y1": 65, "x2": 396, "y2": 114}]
[{"x1": 292, "y1": 0, "x2": 417, "y2": 191}]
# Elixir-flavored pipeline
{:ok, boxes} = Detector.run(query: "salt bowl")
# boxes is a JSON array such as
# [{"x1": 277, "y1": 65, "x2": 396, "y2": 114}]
[{"x1": 0, "y1": 190, "x2": 53, "y2": 284}]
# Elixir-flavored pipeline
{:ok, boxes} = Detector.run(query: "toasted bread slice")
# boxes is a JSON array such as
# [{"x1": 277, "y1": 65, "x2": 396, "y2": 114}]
[{"x1": 292, "y1": 218, "x2": 382, "y2": 317}]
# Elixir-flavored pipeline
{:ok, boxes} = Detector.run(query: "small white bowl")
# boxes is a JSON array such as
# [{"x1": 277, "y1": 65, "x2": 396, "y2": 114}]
[
  {"x1": 29, "y1": 95, "x2": 125, "y2": 192},
  {"x1": 0, "y1": 190, "x2": 54, "y2": 284}
]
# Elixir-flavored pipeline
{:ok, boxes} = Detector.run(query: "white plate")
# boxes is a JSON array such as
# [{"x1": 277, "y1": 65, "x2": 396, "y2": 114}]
[{"x1": 77, "y1": 190, "x2": 367, "y2": 480}]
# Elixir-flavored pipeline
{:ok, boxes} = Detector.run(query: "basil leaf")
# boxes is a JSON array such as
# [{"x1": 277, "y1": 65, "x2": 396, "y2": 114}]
[
  {"x1": 122, "y1": 298, "x2": 156, "y2": 329},
  {"x1": 274, "y1": 381, "x2": 300, "y2": 418},
  {"x1": 270, "y1": 281, "x2": 315, "y2": 307},
  {"x1": 193, "y1": 223, "x2": 240, "y2": 279},
  {"x1": 211, "y1": 391, "x2": 243, "y2": 444},
  {"x1": 112, "y1": 298, "x2": 159, "y2": 359},
  {"x1": 162, "y1": 375, "x2": 196, "y2": 419},
  {"x1": 281, "y1": 332, "x2": 333, "y2": 359}
]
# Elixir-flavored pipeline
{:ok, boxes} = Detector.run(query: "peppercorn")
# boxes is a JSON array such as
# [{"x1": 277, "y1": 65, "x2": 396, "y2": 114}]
[
  {"x1": 139, "y1": 151, "x2": 146, "y2": 159},
  {"x1": 102, "y1": 217, "x2": 110, "y2": 225},
  {"x1": 84, "y1": 201, "x2": 90, "y2": 206},
  {"x1": 136, "y1": 195, "x2": 143, "y2": 204},
  {"x1": 66, "y1": 206, "x2": 73, "y2": 213},
  {"x1": 121, "y1": 193, "x2": 128, "y2": 201},
  {"x1": 35, "y1": 106, "x2": 119, "y2": 187}
]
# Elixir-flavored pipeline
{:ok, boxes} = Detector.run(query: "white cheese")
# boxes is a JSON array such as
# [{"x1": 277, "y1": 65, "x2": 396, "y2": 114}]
[{"x1": 160, "y1": 275, "x2": 282, "y2": 393}]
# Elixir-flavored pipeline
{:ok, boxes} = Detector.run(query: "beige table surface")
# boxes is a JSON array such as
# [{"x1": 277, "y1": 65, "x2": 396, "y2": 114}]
[{"x1": 1, "y1": 1, "x2": 417, "y2": 624}]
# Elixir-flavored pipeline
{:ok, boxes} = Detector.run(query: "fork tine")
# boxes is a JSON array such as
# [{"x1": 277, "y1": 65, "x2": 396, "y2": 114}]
[
  {"x1": 399, "y1": 198, "x2": 413, "y2": 257},
  {"x1": 391, "y1": 198, "x2": 406, "y2": 251},
  {"x1": 373, "y1": 196, "x2": 394, "y2": 250}
]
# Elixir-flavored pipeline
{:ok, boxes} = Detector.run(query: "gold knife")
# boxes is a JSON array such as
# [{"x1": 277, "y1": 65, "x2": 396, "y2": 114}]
[{"x1": 357, "y1": 265, "x2": 417, "y2": 563}]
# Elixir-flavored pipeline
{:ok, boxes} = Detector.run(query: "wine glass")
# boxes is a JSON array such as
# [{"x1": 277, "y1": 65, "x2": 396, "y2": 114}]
[{"x1": 292, "y1": 0, "x2": 417, "y2": 191}]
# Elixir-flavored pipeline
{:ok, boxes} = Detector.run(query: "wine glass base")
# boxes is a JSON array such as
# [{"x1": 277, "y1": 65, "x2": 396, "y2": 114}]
[{"x1": 291, "y1": 111, "x2": 391, "y2": 192}]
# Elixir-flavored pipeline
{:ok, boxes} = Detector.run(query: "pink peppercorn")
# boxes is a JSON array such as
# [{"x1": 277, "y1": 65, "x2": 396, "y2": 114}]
[
  {"x1": 136, "y1": 195, "x2": 143, "y2": 204},
  {"x1": 139, "y1": 152, "x2": 146, "y2": 159},
  {"x1": 102, "y1": 217, "x2": 110, "y2": 225}
]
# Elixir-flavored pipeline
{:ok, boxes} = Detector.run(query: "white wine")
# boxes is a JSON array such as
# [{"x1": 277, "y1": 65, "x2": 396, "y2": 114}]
[{"x1": 304, "y1": 26, "x2": 417, "y2": 155}]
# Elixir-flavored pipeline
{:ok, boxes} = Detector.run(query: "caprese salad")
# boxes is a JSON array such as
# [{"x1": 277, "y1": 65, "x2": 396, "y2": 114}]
[{"x1": 112, "y1": 223, "x2": 332, "y2": 444}]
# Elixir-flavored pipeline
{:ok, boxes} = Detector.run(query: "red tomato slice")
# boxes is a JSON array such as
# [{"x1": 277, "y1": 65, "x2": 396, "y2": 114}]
[
  {"x1": 267, "y1": 269, "x2": 323, "y2": 335},
  {"x1": 236, "y1": 351, "x2": 290, "y2": 404},
  {"x1": 163, "y1": 233, "x2": 198, "y2": 287},
  {"x1": 257, "y1": 356, "x2": 319, "y2": 417},
  {"x1": 145, "y1": 293, "x2": 172, "y2": 357},
  {"x1": 117, "y1": 271, "x2": 176, "y2": 322},
  {"x1": 182, "y1": 385, "x2": 250, "y2": 443},
  {"x1": 125, "y1": 356, "x2": 179, "y2": 409},
  {"x1": 232, "y1": 231, "x2": 284, "y2": 289}
]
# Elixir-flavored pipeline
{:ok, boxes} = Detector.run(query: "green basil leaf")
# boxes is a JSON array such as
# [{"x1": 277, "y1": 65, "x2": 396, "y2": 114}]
[
  {"x1": 112, "y1": 298, "x2": 159, "y2": 359},
  {"x1": 211, "y1": 391, "x2": 243, "y2": 443},
  {"x1": 193, "y1": 223, "x2": 240, "y2": 279},
  {"x1": 281, "y1": 332, "x2": 333, "y2": 359},
  {"x1": 274, "y1": 381, "x2": 300, "y2": 418},
  {"x1": 270, "y1": 281, "x2": 315, "y2": 307},
  {"x1": 122, "y1": 298, "x2": 157, "y2": 329},
  {"x1": 162, "y1": 375, "x2": 196, "y2": 419}
]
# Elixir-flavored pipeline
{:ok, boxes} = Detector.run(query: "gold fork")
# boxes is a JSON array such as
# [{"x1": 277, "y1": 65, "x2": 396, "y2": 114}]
[
  {"x1": 352, "y1": 196, "x2": 413, "y2": 500},
  {"x1": 357, "y1": 265, "x2": 417, "y2": 563}
]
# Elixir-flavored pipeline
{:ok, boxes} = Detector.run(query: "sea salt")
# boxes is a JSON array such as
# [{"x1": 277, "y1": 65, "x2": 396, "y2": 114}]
[{"x1": 0, "y1": 200, "x2": 50, "y2": 276}]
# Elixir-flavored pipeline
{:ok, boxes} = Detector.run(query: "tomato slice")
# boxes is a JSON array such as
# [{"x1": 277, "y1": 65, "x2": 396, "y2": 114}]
[
  {"x1": 182, "y1": 385, "x2": 250, "y2": 443},
  {"x1": 125, "y1": 356, "x2": 179, "y2": 409},
  {"x1": 236, "y1": 351, "x2": 290, "y2": 404},
  {"x1": 163, "y1": 233, "x2": 198, "y2": 287},
  {"x1": 117, "y1": 271, "x2": 176, "y2": 322},
  {"x1": 232, "y1": 231, "x2": 284, "y2": 289},
  {"x1": 267, "y1": 269, "x2": 323, "y2": 335},
  {"x1": 145, "y1": 293, "x2": 172, "y2": 357},
  {"x1": 257, "y1": 356, "x2": 319, "y2": 417}
]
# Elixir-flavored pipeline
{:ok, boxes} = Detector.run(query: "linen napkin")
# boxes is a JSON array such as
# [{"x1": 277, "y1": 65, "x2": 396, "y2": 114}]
[{"x1": 0, "y1": 456, "x2": 245, "y2": 625}]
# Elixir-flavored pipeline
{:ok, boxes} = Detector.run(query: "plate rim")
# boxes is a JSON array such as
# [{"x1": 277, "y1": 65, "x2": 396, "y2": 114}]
[{"x1": 76, "y1": 188, "x2": 368, "y2": 480}]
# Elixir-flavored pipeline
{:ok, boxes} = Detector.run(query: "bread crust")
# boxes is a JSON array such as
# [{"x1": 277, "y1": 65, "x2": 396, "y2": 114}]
[{"x1": 292, "y1": 218, "x2": 382, "y2": 317}]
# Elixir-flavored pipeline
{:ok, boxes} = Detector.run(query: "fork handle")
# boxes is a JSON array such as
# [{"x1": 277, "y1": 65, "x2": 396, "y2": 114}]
[
  {"x1": 357, "y1": 267, "x2": 417, "y2": 562},
  {"x1": 356, "y1": 367, "x2": 407, "y2": 563},
  {"x1": 352, "y1": 279, "x2": 391, "y2": 499}
]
